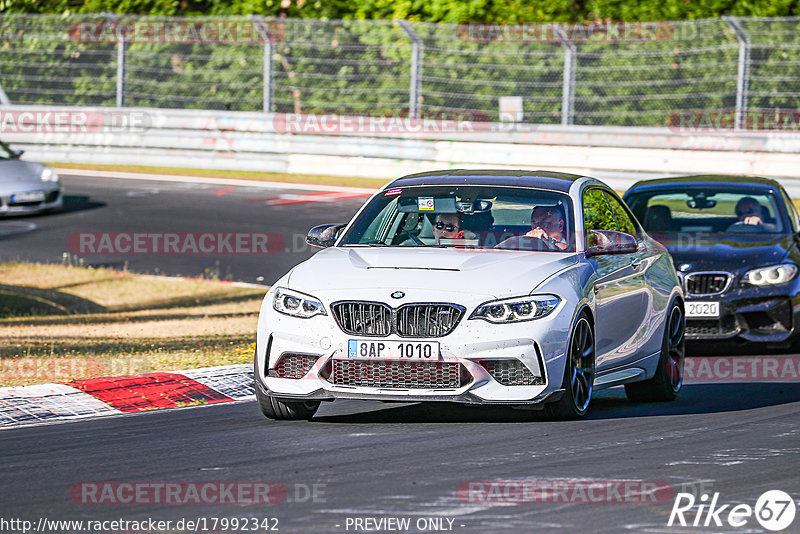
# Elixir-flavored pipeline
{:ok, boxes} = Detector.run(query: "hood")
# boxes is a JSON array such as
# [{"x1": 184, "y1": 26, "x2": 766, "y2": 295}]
[
  {"x1": 660, "y1": 234, "x2": 794, "y2": 272},
  {"x1": 0, "y1": 159, "x2": 47, "y2": 194},
  {"x1": 287, "y1": 246, "x2": 578, "y2": 300}
]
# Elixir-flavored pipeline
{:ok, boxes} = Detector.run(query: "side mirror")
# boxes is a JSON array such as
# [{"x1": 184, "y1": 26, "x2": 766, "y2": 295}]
[
  {"x1": 11, "y1": 149, "x2": 23, "y2": 159},
  {"x1": 307, "y1": 223, "x2": 347, "y2": 248},
  {"x1": 586, "y1": 230, "x2": 638, "y2": 257}
]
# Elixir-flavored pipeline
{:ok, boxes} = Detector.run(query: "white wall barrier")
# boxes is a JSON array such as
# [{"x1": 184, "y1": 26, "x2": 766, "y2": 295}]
[{"x1": 1, "y1": 106, "x2": 799, "y2": 190}]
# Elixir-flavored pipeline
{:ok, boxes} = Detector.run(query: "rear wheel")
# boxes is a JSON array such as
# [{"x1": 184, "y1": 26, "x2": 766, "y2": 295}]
[
  {"x1": 625, "y1": 300, "x2": 684, "y2": 402},
  {"x1": 544, "y1": 314, "x2": 595, "y2": 419}
]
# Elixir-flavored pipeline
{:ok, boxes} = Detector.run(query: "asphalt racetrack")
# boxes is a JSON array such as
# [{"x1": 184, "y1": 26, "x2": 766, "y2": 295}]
[
  {"x1": 3, "y1": 385, "x2": 800, "y2": 533},
  {"x1": 0, "y1": 173, "x2": 371, "y2": 284},
  {"x1": 2, "y1": 173, "x2": 800, "y2": 533}
]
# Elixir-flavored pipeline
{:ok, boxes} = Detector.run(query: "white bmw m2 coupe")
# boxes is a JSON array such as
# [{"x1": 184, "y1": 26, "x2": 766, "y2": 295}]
[{"x1": 255, "y1": 170, "x2": 684, "y2": 420}]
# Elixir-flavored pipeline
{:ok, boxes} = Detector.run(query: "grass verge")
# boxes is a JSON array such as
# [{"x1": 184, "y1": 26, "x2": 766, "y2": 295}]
[
  {"x1": 51, "y1": 162, "x2": 388, "y2": 190},
  {"x1": 0, "y1": 262, "x2": 264, "y2": 387}
]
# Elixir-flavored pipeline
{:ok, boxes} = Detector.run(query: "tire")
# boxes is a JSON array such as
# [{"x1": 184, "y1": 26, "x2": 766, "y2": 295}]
[
  {"x1": 625, "y1": 299, "x2": 685, "y2": 402},
  {"x1": 254, "y1": 355, "x2": 320, "y2": 420},
  {"x1": 255, "y1": 383, "x2": 320, "y2": 420},
  {"x1": 544, "y1": 314, "x2": 595, "y2": 420}
]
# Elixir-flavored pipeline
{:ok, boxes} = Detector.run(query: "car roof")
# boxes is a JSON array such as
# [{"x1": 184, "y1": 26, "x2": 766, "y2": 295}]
[
  {"x1": 626, "y1": 175, "x2": 783, "y2": 194},
  {"x1": 386, "y1": 169, "x2": 587, "y2": 193}
]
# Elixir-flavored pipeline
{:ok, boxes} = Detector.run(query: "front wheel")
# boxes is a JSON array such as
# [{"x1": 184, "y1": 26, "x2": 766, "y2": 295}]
[
  {"x1": 255, "y1": 380, "x2": 320, "y2": 420},
  {"x1": 544, "y1": 314, "x2": 595, "y2": 419},
  {"x1": 625, "y1": 300, "x2": 685, "y2": 402}
]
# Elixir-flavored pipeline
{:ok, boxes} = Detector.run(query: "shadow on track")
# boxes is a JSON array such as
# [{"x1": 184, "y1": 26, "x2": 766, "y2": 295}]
[
  {"x1": 0, "y1": 195, "x2": 105, "y2": 221},
  {"x1": 310, "y1": 383, "x2": 800, "y2": 424},
  {"x1": 61, "y1": 194, "x2": 106, "y2": 214}
]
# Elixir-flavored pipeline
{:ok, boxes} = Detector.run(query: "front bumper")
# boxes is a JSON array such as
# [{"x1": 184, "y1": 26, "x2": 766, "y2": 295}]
[
  {"x1": 255, "y1": 369, "x2": 565, "y2": 406},
  {"x1": 0, "y1": 187, "x2": 62, "y2": 216},
  {"x1": 256, "y1": 296, "x2": 573, "y2": 405},
  {"x1": 685, "y1": 291, "x2": 796, "y2": 342}
]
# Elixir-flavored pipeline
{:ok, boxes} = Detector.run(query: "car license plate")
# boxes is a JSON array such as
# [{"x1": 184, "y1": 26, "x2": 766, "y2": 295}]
[
  {"x1": 11, "y1": 190, "x2": 45, "y2": 203},
  {"x1": 347, "y1": 339, "x2": 440, "y2": 360},
  {"x1": 686, "y1": 302, "x2": 719, "y2": 318}
]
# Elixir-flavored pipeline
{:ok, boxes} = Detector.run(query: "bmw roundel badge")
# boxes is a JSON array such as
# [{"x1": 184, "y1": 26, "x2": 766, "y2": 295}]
[{"x1": 391, "y1": 291, "x2": 405, "y2": 299}]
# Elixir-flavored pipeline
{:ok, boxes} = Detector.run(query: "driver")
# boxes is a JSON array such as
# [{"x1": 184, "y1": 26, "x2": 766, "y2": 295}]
[
  {"x1": 526, "y1": 205, "x2": 568, "y2": 250},
  {"x1": 433, "y1": 213, "x2": 464, "y2": 244},
  {"x1": 734, "y1": 197, "x2": 777, "y2": 232}
]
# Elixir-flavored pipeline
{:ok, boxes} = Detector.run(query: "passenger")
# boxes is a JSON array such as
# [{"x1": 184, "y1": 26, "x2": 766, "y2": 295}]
[
  {"x1": 526, "y1": 205, "x2": 568, "y2": 250},
  {"x1": 433, "y1": 213, "x2": 464, "y2": 244}
]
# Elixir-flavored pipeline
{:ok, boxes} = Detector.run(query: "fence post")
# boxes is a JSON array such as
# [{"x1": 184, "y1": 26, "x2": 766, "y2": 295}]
[
  {"x1": 557, "y1": 29, "x2": 576, "y2": 126},
  {"x1": 723, "y1": 16, "x2": 750, "y2": 130},
  {"x1": 253, "y1": 16, "x2": 273, "y2": 113},
  {"x1": 116, "y1": 40, "x2": 127, "y2": 107},
  {"x1": 263, "y1": 41, "x2": 273, "y2": 113},
  {"x1": 0, "y1": 81, "x2": 10, "y2": 105},
  {"x1": 397, "y1": 20, "x2": 423, "y2": 119}
]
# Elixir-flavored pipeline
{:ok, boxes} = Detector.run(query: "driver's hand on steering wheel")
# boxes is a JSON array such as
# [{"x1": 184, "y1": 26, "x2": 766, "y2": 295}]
[
  {"x1": 525, "y1": 227, "x2": 549, "y2": 240},
  {"x1": 743, "y1": 215, "x2": 763, "y2": 226}
]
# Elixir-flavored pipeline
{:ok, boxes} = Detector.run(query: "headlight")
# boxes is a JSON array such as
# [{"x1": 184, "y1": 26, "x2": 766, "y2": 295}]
[
  {"x1": 40, "y1": 167, "x2": 59, "y2": 182},
  {"x1": 743, "y1": 264, "x2": 798, "y2": 286},
  {"x1": 272, "y1": 287, "x2": 327, "y2": 318},
  {"x1": 470, "y1": 295, "x2": 560, "y2": 323}
]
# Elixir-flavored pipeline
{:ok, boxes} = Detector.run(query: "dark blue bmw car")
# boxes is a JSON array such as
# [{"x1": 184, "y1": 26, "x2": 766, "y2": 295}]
[{"x1": 624, "y1": 175, "x2": 800, "y2": 345}]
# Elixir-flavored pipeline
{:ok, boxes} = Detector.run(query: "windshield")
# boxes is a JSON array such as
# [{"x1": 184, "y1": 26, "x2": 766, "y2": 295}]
[
  {"x1": 625, "y1": 187, "x2": 788, "y2": 237},
  {"x1": 342, "y1": 185, "x2": 575, "y2": 252}
]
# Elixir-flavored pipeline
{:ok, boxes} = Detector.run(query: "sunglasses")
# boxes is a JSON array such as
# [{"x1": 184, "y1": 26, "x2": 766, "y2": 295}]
[
  {"x1": 737, "y1": 208, "x2": 759, "y2": 216},
  {"x1": 435, "y1": 222, "x2": 459, "y2": 232}
]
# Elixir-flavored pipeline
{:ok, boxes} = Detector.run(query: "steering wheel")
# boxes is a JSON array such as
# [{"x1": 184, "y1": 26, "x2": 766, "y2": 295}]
[
  {"x1": 397, "y1": 231, "x2": 425, "y2": 246},
  {"x1": 726, "y1": 221, "x2": 764, "y2": 233},
  {"x1": 495, "y1": 235, "x2": 552, "y2": 251}
]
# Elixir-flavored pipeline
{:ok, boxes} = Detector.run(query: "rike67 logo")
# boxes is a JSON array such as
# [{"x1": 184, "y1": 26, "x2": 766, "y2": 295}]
[{"x1": 668, "y1": 490, "x2": 796, "y2": 531}]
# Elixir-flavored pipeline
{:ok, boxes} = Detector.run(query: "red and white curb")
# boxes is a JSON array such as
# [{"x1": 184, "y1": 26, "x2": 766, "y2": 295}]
[
  {"x1": 0, "y1": 364, "x2": 254, "y2": 429},
  {"x1": 3, "y1": 356, "x2": 799, "y2": 428}
]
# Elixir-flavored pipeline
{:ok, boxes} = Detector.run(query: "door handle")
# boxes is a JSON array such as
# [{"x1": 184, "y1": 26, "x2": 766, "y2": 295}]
[{"x1": 630, "y1": 257, "x2": 644, "y2": 268}]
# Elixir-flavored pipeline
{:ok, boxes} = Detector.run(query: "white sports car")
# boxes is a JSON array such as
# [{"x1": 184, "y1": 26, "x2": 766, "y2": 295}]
[{"x1": 255, "y1": 170, "x2": 685, "y2": 420}]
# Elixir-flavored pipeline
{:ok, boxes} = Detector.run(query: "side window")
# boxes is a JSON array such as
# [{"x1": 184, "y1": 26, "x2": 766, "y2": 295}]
[
  {"x1": 583, "y1": 188, "x2": 616, "y2": 232},
  {"x1": 583, "y1": 188, "x2": 616, "y2": 247},
  {"x1": 358, "y1": 198, "x2": 398, "y2": 243},
  {"x1": 604, "y1": 191, "x2": 639, "y2": 238}
]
